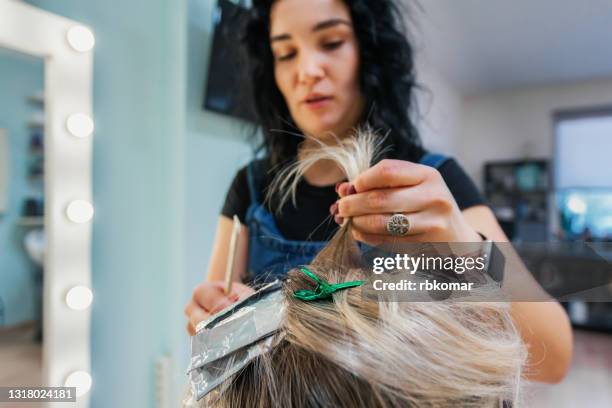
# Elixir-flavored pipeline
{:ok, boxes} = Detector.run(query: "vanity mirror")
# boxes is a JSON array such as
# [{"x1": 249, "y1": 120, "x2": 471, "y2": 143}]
[{"x1": 0, "y1": 1, "x2": 93, "y2": 406}]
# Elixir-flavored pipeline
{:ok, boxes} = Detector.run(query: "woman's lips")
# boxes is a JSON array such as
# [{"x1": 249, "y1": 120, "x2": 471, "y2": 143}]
[{"x1": 303, "y1": 96, "x2": 332, "y2": 109}]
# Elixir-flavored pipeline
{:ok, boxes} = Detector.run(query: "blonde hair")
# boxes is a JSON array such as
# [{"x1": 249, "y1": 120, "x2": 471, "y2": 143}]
[{"x1": 197, "y1": 129, "x2": 526, "y2": 407}]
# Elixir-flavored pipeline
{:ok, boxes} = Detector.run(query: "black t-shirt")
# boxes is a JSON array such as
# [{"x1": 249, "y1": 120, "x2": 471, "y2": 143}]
[{"x1": 221, "y1": 155, "x2": 486, "y2": 242}]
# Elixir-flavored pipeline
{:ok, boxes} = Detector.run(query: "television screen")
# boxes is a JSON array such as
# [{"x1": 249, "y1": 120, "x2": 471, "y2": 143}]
[{"x1": 203, "y1": 0, "x2": 257, "y2": 122}]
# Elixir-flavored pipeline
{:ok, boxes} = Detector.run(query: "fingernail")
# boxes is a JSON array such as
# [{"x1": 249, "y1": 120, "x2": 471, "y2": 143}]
[
  {"x1": 334, "y1": 215, "x2": 344, "y2": 225},
  {"x1": 347, "y1": 184, "x2": 357, "y2": 195},
  {"x1": 329, "y1": 202, "x2": 338, "y2": 215},
  {"x1": 335, "y1": 182, "x2": 342, "y2": 192}
]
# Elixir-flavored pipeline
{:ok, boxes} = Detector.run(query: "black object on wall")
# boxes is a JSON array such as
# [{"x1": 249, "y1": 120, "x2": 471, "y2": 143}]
[{"x1": 203, "y1": 0, "x2": 257, "y2": 122}]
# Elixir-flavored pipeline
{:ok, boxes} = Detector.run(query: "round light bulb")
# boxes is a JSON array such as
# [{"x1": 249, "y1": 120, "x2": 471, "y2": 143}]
[
  {"x1": 66, "y1": 113, "x2": 94, "y2": 138},
  {"x1": 67, "y1": 26, "x2": 95, "y2": 52},
  {"x1": 66, "y1": 286, "x2": 93, "y2": 310},
  {"x1": 66, "y1": 200, "x2": 94, "y2": 223},
  {"x1": 64, "y1": 371, "x2": 92, "y2": 397}
]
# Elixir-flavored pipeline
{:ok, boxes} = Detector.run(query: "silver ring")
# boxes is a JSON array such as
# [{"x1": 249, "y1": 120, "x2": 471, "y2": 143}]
[{"x1": 386, "y1": 213, "x2": 410, "y2": 236}]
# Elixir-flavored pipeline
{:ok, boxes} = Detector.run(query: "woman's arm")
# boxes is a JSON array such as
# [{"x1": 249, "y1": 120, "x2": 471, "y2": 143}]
[
  {"x1": 184, "y1": 215, "x2": 252, "y2": 335},
  {"x1": 463, "y1": 205, "x2": 573, "y2": 384}
]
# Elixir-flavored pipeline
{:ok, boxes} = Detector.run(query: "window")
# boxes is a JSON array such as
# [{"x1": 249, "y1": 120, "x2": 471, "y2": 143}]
[{"x1": 554, "y1": 108, "x2": 612, "y2": 241}]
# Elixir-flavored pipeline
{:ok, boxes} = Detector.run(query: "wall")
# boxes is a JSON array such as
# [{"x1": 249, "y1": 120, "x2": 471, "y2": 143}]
[
  {"x1": 459, "y1": 77, "x2": 612, "y2": 190},
  {"x1": 20, "y1": 0, "x2": 253, "y2": 405},
  {"x1": 0, "y1": 51, "x2": 44, "y2": 326},
  {"x1": 184, "y1": 0, "x2": 253, "y2": 294},
  {"x1": 0, "y1": 130, "x2": 6, "y2": 213},
  {"x1": 25, "y1": 0, "x2": 187, "y2": 407},
  {"x1": 415, "y1": 56, "x2": 463, "y2": 156}
]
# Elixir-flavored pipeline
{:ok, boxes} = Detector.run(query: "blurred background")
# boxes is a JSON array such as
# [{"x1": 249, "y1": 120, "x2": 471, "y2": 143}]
[{"x1": 0, "y1": 0, "x2": 611, "y2": 407}]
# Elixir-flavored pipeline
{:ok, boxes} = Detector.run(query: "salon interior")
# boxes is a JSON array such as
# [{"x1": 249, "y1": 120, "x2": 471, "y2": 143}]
[{"x1": 0, "y1": 0, "x2": 611, "y2": 407}]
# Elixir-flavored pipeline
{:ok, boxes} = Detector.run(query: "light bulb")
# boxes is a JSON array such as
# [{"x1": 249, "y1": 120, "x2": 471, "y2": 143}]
[
  {"x1": 67, "y1": 26, "x2": 95, "y2": 52},
  {"x1": 66, "y1": 286, "x2": 93, "y2": 310},
  {"x1": 66, "y1": 113, "x2": 94, "y2": 138},
  {"x1": 66, "y1": 200, "x2": 94, "y2": 223},
  {"x1": 64, "y1": 371, "x2": 92, "y2": 397}
]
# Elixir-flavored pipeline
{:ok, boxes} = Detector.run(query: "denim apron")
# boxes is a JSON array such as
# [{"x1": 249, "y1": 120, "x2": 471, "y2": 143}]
[{"x1": 244, "y1": 153, "x2": 450, "y2": 284}]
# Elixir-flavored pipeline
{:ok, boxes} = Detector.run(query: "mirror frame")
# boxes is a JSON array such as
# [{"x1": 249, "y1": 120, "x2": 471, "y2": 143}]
[{"x1": 0, "y1": 1, "x2": 93, "y2": 405}]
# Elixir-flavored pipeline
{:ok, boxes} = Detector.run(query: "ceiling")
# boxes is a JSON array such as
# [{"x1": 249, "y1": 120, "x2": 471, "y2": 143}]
[{"x1": 412, "y1": 0, "x2": 612, "y2": 95}]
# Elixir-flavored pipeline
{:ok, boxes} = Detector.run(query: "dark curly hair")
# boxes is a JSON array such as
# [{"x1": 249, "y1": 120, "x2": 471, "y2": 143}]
[{"x1": 241, "y1": 0, "x2": 424, "y2": 167}]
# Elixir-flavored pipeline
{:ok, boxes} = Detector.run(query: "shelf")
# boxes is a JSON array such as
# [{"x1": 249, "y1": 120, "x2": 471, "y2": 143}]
[
  {"x1": 484, "y1": 158, "x2": 549, "y2": 167},
  {"x1": 484, "y1": 159, "x2": 551, "y2": 241},
  {"x1": 18, "y1": 217, "x2": 44, "y2": 227},
  {"x1": 485, "y1": 187, "x2": 550, "y2": 196}
]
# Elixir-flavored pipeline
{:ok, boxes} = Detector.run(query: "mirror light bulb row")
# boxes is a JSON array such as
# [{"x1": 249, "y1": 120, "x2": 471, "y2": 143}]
[{"x1": 56, "y1": 21, "x2": 96, "y2": 404}]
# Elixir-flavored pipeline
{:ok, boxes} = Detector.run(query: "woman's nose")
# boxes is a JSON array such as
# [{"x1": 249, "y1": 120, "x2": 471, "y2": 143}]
[{"x1": 297, "y1": 53, "x2": 324, "y2": 85}]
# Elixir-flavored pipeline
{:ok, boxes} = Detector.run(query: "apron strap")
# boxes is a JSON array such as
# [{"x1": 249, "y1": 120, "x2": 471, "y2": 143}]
[
  {"x1": 419, "y1": 152, "x2": 450, "y2": 169},
  {"x1": 245, "y1": 159, "x2": 268, "y2": 205}
]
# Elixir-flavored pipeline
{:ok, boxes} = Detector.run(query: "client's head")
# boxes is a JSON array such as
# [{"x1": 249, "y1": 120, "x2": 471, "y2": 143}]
[{"x1": 200, "y1": 234, "x2": 526, "y2": 407}]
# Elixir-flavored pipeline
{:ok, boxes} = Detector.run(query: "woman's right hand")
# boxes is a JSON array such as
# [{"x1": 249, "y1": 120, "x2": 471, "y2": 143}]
[{"x1": 184, "y1": 280, "x2": 254, "y2": 336}]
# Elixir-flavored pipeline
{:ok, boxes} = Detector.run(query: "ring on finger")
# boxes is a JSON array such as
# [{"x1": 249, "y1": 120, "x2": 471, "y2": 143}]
[{"x1": 386, "y1": 213, "x2": 410, "y2": 237}]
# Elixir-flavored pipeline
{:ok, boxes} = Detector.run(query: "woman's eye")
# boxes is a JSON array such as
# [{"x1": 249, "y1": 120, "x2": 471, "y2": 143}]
[
  {"x1": 323, "y1": 40, "x2": 344, "y2": 50},
  {"x1": 277, "y1": 51, "x2": 296, "y2": 61}
]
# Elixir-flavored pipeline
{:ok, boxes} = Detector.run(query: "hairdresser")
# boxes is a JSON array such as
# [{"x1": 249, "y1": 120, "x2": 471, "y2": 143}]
[{"x1": 185, "y1": 0, "x2": 572, "y2": 383}]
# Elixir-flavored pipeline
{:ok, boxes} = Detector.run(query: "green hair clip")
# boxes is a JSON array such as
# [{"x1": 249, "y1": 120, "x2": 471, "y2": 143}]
[{"x1": 293, "y1": 266, "x2": 365, "y2": 301}]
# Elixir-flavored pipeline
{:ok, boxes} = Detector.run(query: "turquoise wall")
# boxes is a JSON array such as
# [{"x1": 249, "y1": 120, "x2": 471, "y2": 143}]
[
  {"x1": 26, "y1": 0, "x2": 187, "y2": 406},
  {"x1": 184, "y1": 0, "x2": 254, "y2": 298},
  {"x1": 21, "y1": 0, "x2": 256, "y2": 406},
  {"x1": 0, "y1": 51, "x2": 44, "y2": 327}
]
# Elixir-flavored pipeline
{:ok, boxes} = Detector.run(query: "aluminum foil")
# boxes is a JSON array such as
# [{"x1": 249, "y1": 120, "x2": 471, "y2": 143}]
[{"x1": 187, "y1": 280, "x2": 285, "y2": 401}]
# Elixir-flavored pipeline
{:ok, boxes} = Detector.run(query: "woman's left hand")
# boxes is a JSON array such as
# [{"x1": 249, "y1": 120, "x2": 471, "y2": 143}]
[{"x1": 332, "y1": 159, "x2": 482, "y2": 245}]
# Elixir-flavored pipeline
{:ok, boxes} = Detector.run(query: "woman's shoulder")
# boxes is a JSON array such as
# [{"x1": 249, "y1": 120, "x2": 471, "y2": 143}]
[
  {"x1": 232, "y1": 157, "x2": 273, "y2": 188},
  {"x1": 221, "y1": 157, "x2": 273, "y2": 223},
  {"x1": 393, "y1": 147, "x2": 456, "y2": 169},
  {"x1": 417, "y1": 151, "x2": 487, "y2": 210},
  {"x1": 221, "y1": 165, "x2": 250, "y2": 223}
]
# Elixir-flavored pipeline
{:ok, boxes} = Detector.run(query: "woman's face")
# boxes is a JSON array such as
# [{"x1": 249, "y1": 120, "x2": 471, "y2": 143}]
[{"x1": 269, "y1": 0, "x2": 365, "y2": 140}]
